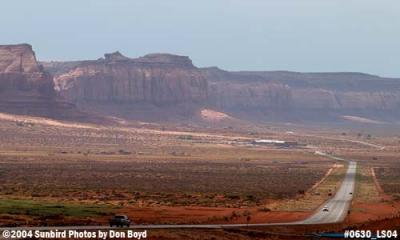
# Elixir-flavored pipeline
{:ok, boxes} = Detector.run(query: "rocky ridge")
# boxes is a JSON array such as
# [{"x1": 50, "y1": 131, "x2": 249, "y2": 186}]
[
  {"x1": 51, "y1": 52, "x2": 208, "y2": 106},
  {"x1": 0, "y1": 44, "x2": 96, "y2": 121},
  {"x1": 44, "y1": 50, "x2": 400, "y2": 123}
]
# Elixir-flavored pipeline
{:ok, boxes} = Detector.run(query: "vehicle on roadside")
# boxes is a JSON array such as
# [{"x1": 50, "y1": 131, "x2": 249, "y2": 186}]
[{"x1": 109, "y1": 215, "x2": 131, "y2": 227}]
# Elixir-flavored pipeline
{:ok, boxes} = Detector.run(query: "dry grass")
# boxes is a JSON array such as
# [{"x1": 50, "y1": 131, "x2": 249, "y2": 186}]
[
  {"x1": 374, "y1": 166, "x2": 400, "y2": 200},
  {"x1": 0, "y1": 118, "x2": 330, "y2": 216},
  {"x1": 1, "y1": 114, "x2": 396, "y2": 227},
  {"x1": 269, "y1": 164, "x2": 347, "y2": 211},
  {"x1": 353, "y1": 167, "x2": 380, "y2": 203}
]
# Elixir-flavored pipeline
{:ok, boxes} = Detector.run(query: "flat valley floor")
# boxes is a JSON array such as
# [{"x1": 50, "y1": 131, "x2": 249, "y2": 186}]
[{"x1": 0, "y1": 113, "x2": 399, "y2": 239}]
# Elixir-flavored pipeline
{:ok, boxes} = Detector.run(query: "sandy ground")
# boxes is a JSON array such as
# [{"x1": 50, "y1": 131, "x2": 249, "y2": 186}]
[
  {"x1": 96, "y1": 205, "x2": 311, "y2": 225},
  {"x1": 200, "y1": 109, "x2": 233, "y2": 122},
  {"x1": 0, "y1": 111, "x2": 399, "y2": 231},
  {"x1": 347, "y1": 201, "x2": 400, "y2": 224},
  {"x1": 0, "y1": 112, "x2": 98, "y2": 129}
]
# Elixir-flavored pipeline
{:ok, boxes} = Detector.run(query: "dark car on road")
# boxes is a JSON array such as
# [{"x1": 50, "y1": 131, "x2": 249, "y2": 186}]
[{"x1": 109, "y1": 215, "x2": 131, "y2": 227}]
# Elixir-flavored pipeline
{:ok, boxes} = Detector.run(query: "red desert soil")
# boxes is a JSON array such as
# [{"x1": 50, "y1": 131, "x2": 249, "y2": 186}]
[
  {"x1": 346, "y1": 201, "x2": 400, "y2": 224},
  {"x1": 361, "y1": 216, "x2": 400, "y2": 230},
  {"x1": 97, "y1": 206, "x2": 311, "y2": 225}
]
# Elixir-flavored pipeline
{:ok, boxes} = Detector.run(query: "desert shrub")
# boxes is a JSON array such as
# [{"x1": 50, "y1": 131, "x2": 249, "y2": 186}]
[
  {"x1": 118, "y1": 149, "x2": 131, "y2": 155},
  {"x1": 258, "y1": 207, "x2": 271, "y2": 212},
  {"x1": 178, "y1": 135, "x2": 193, "y2": 140}
]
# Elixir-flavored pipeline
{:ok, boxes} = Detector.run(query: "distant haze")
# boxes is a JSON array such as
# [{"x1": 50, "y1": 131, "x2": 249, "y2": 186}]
[{"x1": 1, "y1": 0, "x2": 400, "y2": 77}]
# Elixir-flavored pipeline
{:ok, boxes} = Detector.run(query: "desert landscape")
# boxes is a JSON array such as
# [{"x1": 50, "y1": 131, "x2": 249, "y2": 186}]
[
  {"x1": 1, "y1": 2, "x2": 400, "y2": 238},
  {"x1": 0, "y1": 108, "x2": 399, "y2": 238}
]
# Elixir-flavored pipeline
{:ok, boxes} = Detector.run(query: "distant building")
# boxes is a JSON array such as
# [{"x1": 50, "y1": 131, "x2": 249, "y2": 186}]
[
  {"x1": 252, "y1": 139, "x2": 299, "y2": 148},
  {"x1": 252, "y1": 139, "x2": 285, "y2": 145}
]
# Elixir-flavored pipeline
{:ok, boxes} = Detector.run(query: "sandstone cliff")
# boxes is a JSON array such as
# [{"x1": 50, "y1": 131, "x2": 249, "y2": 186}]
[
  {"x1": 52, "y1": 52, "x2": 208, "y2": 106},
  {"x1": 46, "y1": 51, "x2": 400, "y2": 123},
  {"x1": 202, "y1": 67, "x2": 400, "y2": 121},
  {"x1": 0, "y1": 44, "x2": 54, "y2": 97},
  {"x1": 0, "y1": 44, "x2": 96, "y2": 121}
]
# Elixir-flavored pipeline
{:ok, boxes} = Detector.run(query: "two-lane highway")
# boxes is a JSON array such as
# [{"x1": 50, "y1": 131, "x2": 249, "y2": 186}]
[{"x1": 294, "y1": 161, "x2": 357, "y2": 224}]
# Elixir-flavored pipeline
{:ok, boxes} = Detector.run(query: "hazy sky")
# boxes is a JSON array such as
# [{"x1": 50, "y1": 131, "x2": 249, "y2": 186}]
[{"x1": 1, "y1": 0, "x2": 399, "y2": 77}]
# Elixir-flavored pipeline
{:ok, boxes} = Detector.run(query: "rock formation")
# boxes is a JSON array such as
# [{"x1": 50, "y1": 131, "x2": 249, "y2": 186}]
[
  {"x1": 52, "y1": 52, "x2": 208, "y2": 106},
  {"x1": 45, "y1": 51, "x2": 400, "y2": 123},
  {"x1": 0, "y1": 44, "x2": 96, "y2": 121},
  {"x1": 202, "y1": 67, "x2": 400, "y2": 121},
  {"x1": 0, "y1": 44, "x2": 54, "y2": 97}
]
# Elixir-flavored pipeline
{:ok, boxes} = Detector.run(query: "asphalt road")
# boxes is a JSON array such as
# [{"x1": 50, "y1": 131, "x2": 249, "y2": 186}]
[
  {"x1": 294, "y1": 161, "x2": 357, "y2": 224},
  {"x1": 0, "y1": 155, "x2": 357, "y2": 232}
]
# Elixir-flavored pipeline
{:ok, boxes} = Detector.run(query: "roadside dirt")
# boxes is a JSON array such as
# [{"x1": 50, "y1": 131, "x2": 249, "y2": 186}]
[
  {"x1": 346, "y1": 201, "x2": 400, "y2": 224},
  {"x1": 94, "y1": 206, "x2": 311, "y2": 225}
]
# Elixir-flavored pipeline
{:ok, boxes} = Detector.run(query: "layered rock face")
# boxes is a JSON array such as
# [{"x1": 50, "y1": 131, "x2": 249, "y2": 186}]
[
  {"x1": 0, "y1": 44, "x2": 92, "y2": 120},
  {"x1": 203, "y1": 68, "x2": 400, "y2": 120},
  {"x1": 204, "y1": 68, "x2": 292, "y2": 111},
  {"x1": 208, "y1": 81, "x2": 291, "y2": 111},
  {"x1": 46, "y1": 51, "x2": 400, "y2": 123},
  {"x1": 52, "y1": 52, "x2": 208, "y2": 106},
  {"x1": 0, "y1": 44, "x2": 55, "y2": 97},
  {"x1": 0, "y1": 44, "x2": 59, "y2": 115}
]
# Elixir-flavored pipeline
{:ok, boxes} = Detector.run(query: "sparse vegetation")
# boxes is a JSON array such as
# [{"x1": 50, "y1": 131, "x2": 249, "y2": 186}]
[
  {"x1": 178, "y1": 135, "x2": 194, "y2": 140},
  {"x1": 375, "y1": 167, "x2": 400, "y2": 198},
  {"x1": 272, "y1": 164, "x2": 347, "y2": 211},
  {"x1": 353, "y1": 167, "x2": 380, "y2": 203},
  {"x1": 1, "y1": 114, "x2": 398, "y2": 227},
  {"x1": 0, "y1": 199, "x2": 115, "y2": 217}
]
